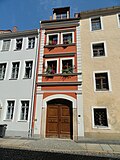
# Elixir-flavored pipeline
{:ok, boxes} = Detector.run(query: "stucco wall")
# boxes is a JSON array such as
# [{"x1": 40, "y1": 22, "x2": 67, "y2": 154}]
[{"x1": 81, "y1": 13, "x2": 120, "y2": 139}]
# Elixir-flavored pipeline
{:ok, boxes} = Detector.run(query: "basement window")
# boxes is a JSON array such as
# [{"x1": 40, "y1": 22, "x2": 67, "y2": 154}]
[{"x1": 93, "y1": 108, "x2": 108, "y2": 128}]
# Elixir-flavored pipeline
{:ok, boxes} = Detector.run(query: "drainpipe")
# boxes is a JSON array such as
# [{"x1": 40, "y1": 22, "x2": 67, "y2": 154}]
[{"x1": 28, "y1": 29, "x2": 40, "y2": 138}]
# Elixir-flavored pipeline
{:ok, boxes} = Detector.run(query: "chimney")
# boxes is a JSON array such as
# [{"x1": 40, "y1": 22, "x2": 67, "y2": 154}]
[
  {"x1": 12, "y1": 26, "x2": 18, "y2": 32},
  {"x1": 74, "y1": 13, "x2": 80, "y2": 18}
]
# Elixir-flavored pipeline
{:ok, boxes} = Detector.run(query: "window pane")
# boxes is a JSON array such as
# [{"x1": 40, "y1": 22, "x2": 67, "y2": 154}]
[
  {"x1": 63, "y1": 33, "x2": 72, "y2": 44},
  {"x1": 24, "y1": 61, "x2": 33, "y2": 78},
  {"x1": 20, "y1": 101, "x2": 29, "y2": 120},
  {"x1": 62, "y1": 59, "x2": 73, "y2": 74},
  {"x1": 6, "y1": 101, "x2": 14, "y2": 120},
  {"x1": 93, "y1": 43, "x2": 105, "y2": 57},
  {"x1": 91, "y1": 17, "x2": 101, "y2": 31},
  {"x1": 46, "y1": 61, "x2": 57, "y2": 74},
  {"x1": 94, "y1": 108, "x2": 108, "y2": 127},
  {"x1": 11, "y1": 62, "x2": 20, "y2": 79},
  {"x1": 95, "y1": 73, "x2": 109, "y2": 91},
  {"x1": 2, "y1": 40, "x2": 10, "y2": 51},
  {"x1": 28, "y1": 37, "x2": 35, "y2": 49},
  {"x1": 16, "y1": 39, "x2": 23, "y2": 50},
  {"x1": 48, "y1": 35, "x2": 58, "y2": 45},
  {"x1": 0, "y1": 63, "x2": 6, "y2": 80}
]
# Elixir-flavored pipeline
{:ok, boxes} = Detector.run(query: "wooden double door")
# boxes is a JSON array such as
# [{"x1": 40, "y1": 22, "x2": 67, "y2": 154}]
[{"x1": 46, "y1": 104, "x2": 73, "y2": 139}]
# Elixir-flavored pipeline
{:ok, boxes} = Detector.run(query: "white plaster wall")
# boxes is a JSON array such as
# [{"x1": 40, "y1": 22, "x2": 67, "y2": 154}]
[{"x1": 0, "y1": 35, "x2": 38, "y2": 137}]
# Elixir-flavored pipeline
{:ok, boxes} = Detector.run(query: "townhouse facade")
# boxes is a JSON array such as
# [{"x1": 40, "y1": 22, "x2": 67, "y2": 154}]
[
  {"x1": 0, "y1": 28, "x2": 39, "y2": 137},
  {"x1": 79, "y1": 6, "x2": 120, "y2": 140},
  {"x1": 33, "y1": 7, "x2": 84, "y2": 140}
]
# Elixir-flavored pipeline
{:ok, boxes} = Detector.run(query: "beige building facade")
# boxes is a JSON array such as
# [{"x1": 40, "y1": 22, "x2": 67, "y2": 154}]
[{"x1": 79, "y1": 6, "x2": 120, "y2": 140}]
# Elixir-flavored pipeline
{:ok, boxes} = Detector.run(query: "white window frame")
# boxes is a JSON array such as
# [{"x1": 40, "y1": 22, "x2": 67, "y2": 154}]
[
  {"x1": 0, "y1": 62, "x2": 7, "y2": 80},
  {"x1": 93, "y1": 70, "x2": 112, "y2": 92},
  {"x1": 60, "y1": 57, "x2": 74, "y2": 73},
  {"x1": 2, "y1": 39, "x2": 11, "y2": 51},
  {"x1": 90, "y1": 16, "x2": 103, "y2": 32},
  {"x1": 27, "y1": 37, "x2": 35, "y2": 49},
  {"x1": 46, "y1": 33, "x2": 59, "y2": 45},
  {"x1": 91, "y1": 41, "x2": 107, "y2": 58},
  {"x1": 117, "y1": 13, "x2": 120, "y2": 28},
  {"x1": 45, "y1": 58, "x2": 59, "y2": 74},
  {"x1": 4, "y1": 99, "x2": 16, "y2": 121},
  {"x1": 92, "y1": 106, "x2": 110, "y2": 129},
  {"x1": 19, "y1": 100, "x2": 30, "y2": 121},
  {"x1": 61, "y1": 32, "x2": 74, "y2": 44},
  {"x1": 10, "y1": 61, "x2": 21, "y2": 80},
  {"x1": 23, "y1": 60, "x2": 33, "y2": 79},
  {"x1": 15, "y1": 38, "x2": 23, "y2": 50}
]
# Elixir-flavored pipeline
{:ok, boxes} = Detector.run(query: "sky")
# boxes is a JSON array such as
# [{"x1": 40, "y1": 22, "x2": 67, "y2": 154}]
[{"x1": 0, "y1": 0, "x2": 120, "y2": 31}]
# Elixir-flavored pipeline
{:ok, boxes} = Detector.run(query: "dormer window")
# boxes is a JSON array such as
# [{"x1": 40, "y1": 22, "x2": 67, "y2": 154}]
[
  {"x1": 53, "y1": 7, "x2": 70, "y2": 20},
  {"x1": 56, "y1": 13, "x2": 67, "y2": 20}
]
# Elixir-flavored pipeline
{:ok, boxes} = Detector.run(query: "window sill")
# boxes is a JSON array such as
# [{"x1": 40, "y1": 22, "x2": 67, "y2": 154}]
[
  {"x1": 9, "y1": 78, "x2": 18, "y2": 80},
  {"x1": 40, "y1": 72, "x2": 81, "y2": 77},
  {"x1": 90, "y1": 29, "x2": 103, "y2": 32},
  {"x1": 26, "y1": 47, "x2": 34, "y2": 50},
  {"x1": 23, "y1": 77, "x2": 32, "y2": 79},
  {"x1": 93, "y1": 126, "x2": 110, "y2": 130},
  {"x1": 17, "y1": 120, "x2": 28, "y2": 122},
  {"x1": 95, "y1": 89, "x2": 111, "y2": 92},
  {"x1": 44, "y1": 43, "x2": 76, "y2": 48},
  {"x1": 14, "y1": 49, "x2": 22, "y2": 51},
  {"x1": 1, "y1": 50, "x2": 9, "y2": 52},
  {"x1": 3, "y1": 119, "x2": 12, "y2": 122}
]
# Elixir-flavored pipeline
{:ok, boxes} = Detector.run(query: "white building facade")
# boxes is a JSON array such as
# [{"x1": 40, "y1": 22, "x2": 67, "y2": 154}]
[{"x1": 0, "y1": 29, "x2": 39, "y2": 137}]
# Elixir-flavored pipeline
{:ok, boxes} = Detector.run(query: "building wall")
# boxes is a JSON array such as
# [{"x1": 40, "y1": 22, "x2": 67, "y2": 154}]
[
  {"x1": 0, "y1": 34, "x2": 38, "y2": 137},
  {"x1": 81, "y1": 13, "x2": 120, "y2": 139}
]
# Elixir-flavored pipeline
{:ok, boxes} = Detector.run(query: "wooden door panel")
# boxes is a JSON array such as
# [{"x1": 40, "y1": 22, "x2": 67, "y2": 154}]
[
  {"x1": 46, "y1": 105, "x2": 59, "y2": 138},
  {"x1": 59, "y1": 105, "x2": 71, "y2": 137}
]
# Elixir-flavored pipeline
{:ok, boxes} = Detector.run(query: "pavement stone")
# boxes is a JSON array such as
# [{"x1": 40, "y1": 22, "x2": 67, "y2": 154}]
[
  {"x1": 100, "y1": 144, "x2": 113, "y2": 152},
  {"x1": 110, "y1": 145, "x2": 120, "y2": 152},
  {"x1": 0, "y1": 137, "x2": 120, "y2": 158}
]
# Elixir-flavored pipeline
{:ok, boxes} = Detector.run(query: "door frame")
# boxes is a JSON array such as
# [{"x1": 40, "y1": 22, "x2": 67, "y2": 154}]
[{"x1": 40, "y1": 94, "x2": 78, "y2": 141}]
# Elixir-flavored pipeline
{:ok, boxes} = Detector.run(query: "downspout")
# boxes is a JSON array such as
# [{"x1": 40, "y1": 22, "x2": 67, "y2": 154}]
[
  {"x1": 28, "y1": 29, "x2": 40, "y2": 138},
  {"x1": 31, "y1": 28, "x2": 41, "y2": 137}
]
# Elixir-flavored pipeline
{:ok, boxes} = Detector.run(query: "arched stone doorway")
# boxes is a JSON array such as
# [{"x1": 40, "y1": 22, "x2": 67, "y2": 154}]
[{"x1": 46, "y1": 99, "x2": 73, "y2": 139}]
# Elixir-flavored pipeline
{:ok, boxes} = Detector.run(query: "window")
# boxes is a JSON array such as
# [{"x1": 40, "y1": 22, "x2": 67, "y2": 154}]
[
  {"x1": 2, "y1": 40, "x2": 10, "y2": 51},
  {"x1": 56, "y1": 13, "x2": 67, "y2": 19},
  {"x1": 91, "y1": 17, "x2": 102, "y2": 31},
  {"x1": 24, "y1": 61, "x2": 33, "y2": 78},
  {"x1": 28, "y1": 37, "x2": 35, "y2": 49},
  {"x1": 0, "y1": 63, "x2": 6, "y2": 80},
  {"x1": 47, "y1": 34, "x2": 58, "y2": 45},
  {"x1": 6, "y1": 101, "x2": 15, "y2": 120},
  {"x1": 11, "y1": 62, "x2": 20, "y2": 79},
  {"x1": 20, "y1": 101, "x2": 29, "y2": 120},
  {"x1": 95, "y1": 72, "x2": 109, "y2": 91},
  {"x1": 62, "y1": 32, "x2": 73, "y2": 44},
  {"x1": 92, "y1": 43, "x2": 105, "y2": 57},
  {"x1": 61, "y1": 59, "x2": 74, "y2": 74},
  {"x1": 16, "y1": 39, "x2": 23, "y2": 50},
  {"x1": 46, "y1": 60, "x2": 57, "y2": 74},
  {"x1": 93, "y1": 108, "x2": 108, "y2": 128}
]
